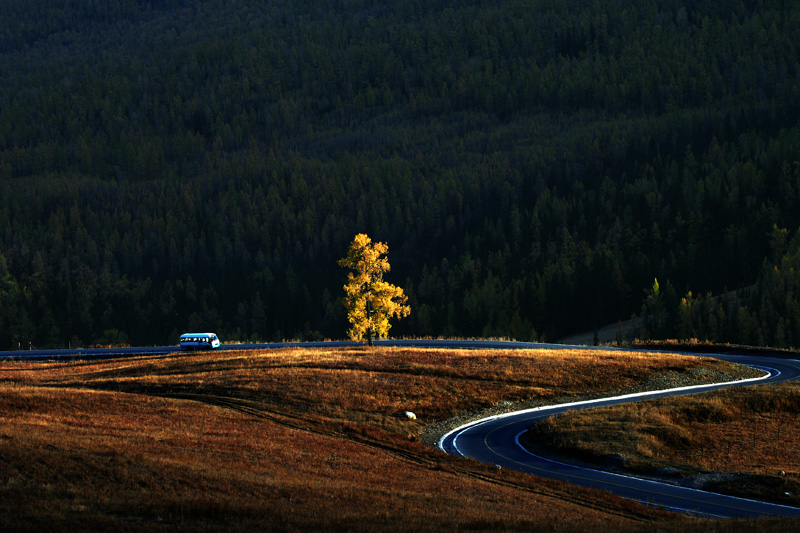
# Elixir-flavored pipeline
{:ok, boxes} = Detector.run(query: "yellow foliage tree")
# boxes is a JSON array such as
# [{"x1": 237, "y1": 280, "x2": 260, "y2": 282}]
[{"x1": 338, "y1": 233, "x2": 410, "y2": 346}]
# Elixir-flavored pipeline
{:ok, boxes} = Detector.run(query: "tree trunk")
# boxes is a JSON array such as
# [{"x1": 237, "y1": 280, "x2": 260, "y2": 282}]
[{"x1": 366, "y1": 299, "x2": 374, "y2": 346}]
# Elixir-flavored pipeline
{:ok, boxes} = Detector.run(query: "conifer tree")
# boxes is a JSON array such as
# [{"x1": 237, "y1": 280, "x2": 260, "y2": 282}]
[{"x1": 338, "y1": 234, "x2": 410, "y2": 346}]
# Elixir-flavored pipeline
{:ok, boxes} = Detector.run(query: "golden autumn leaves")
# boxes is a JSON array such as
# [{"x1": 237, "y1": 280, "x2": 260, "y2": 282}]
[{"x1": 338, "y1": 234, "x2": 410, "y2": 346}]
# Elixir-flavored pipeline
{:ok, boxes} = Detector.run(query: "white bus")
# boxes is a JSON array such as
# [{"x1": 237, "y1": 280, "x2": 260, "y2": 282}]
[{"x1": 180, "y1": 332, "x2": 221, "y2": 350}]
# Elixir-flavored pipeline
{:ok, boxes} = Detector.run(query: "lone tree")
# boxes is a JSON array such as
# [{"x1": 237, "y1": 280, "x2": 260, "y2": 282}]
[{"x1": 338, "y1": 233, "x2": 410, "y2": 346}]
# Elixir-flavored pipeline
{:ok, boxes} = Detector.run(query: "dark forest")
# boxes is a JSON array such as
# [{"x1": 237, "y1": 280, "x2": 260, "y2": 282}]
[{"x1": 1, "y1": 0, "x2": 799, "y2": 349}]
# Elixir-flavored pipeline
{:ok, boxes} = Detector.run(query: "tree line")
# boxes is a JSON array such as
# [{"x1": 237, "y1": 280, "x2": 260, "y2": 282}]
[
  {"x1": 642, "y1": 224, "x2": 800, "y2": 348},
  {"x1": 1, "y1": 0, "x2": 800, "y2": 349}
]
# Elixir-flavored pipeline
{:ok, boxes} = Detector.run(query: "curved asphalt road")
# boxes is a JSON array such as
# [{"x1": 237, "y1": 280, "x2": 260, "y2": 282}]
[
  {"x1": 3, "y1": 339, "x2": 800, "y2": 517},
  {"x1": 438, "y1": 352, "x2": 800, "y2": 518}
]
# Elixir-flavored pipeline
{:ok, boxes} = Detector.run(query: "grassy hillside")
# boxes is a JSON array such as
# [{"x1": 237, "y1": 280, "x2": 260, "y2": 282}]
[
  {"x1": 529, "y1": 381, "x2": 800, "y2": 507},
  {"x1": 2, "y1": 346, "x2": 790, "y2": 530},
  {"x1": 1, "y1": 1, "x2": 800, "y2": 347}
]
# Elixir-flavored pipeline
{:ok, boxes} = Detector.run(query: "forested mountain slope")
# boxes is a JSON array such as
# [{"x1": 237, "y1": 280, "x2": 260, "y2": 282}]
[{"x1": 1, "y1": 0, "x2": 799, "y2": 349}]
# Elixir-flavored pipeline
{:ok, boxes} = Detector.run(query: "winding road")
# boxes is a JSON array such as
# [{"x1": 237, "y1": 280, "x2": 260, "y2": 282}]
[
  {"x1": 438, "y1": 351, "x2": 800, "y2": 518},
  {"x1": 3, "y1": 339, "x2": 800, "y2": 517}
]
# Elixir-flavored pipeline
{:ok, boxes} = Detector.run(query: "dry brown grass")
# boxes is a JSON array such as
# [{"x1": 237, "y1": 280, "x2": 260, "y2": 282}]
[
  {"x1": 0, "y1": 346, "x2": 792, "y2": 531},
  {"x1": 529, "y1": 381, "x2": 800, "y2": 508}
]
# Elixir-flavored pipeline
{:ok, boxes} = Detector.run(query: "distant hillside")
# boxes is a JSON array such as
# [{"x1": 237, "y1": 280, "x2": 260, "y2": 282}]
[{"x1": 1, "y1": 0, "x2": 800, "y2": 348}]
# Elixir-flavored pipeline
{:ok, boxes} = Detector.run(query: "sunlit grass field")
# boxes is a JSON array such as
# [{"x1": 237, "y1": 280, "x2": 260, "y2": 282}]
[{"x1": 1, "y1": 346, "x2": 795, "y2": 531}]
